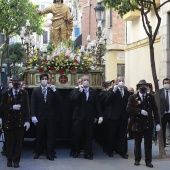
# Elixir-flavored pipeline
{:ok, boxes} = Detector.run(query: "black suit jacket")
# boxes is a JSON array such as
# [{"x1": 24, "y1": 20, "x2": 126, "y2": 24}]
[
  {"x1": 105, "y1": 88, "x2": 130, "y2": 121},
  {"x1": 31, "y1": 86, "x2": 63, "y2": 122},
  {"x1": 70, "y1": 87, "x2": 102, "y2": 121},
  {"x1": 160, "y1": 88, "x2": 168, "y2": 118},
  {"x1": 0, "y1": 89, "x2": 30, "y2": 129},
  {"x1": 126, "y1": 93, "x2": 160, "y2": 131}
]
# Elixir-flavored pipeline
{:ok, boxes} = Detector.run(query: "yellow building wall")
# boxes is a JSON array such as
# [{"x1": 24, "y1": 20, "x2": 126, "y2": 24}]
[
  {"x1": 125, "y1": 39, "x2": 161, "y2": 90},
  {"x1": 105, "y1": 50, "x2": 125, "y2": 81}
]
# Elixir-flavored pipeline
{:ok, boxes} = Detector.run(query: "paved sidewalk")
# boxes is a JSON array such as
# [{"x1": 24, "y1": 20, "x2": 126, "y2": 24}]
[{"x1": 0, "y1": 138, "x2": 170, "y2": 170}]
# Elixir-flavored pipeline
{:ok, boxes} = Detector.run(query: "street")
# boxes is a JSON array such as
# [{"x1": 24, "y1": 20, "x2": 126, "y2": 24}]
[{"x1": 0, "y1": 138, "x2": 170, "y2": 170}]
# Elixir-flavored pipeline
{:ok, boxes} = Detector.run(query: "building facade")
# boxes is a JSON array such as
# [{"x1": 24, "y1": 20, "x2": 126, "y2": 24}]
[{"x1": 123, "y1": 0, "x2": 170, "y2": 89}]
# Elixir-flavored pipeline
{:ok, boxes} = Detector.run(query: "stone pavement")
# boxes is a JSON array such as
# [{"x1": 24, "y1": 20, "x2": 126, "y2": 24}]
[{"x1": 0, "y1": 138, "x2": 170, "y2": 170}]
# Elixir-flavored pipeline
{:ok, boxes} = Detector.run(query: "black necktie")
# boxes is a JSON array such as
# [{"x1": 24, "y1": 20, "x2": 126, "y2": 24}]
[
  {"x1": 42, "y1": 88, "x2": 47, "y2": 102},
  {"x1": 165, "y1": 90, "x2": 169, "y2": 112},
  {"x1": 14, "y1": 90, "x2": 18, "y2": 98},
  {"x1": 142, "y1": 95, "x2": 145, "y2": 109},
  {"x1": 120, "y1": 89, "x2": 123, "y2": 98}
]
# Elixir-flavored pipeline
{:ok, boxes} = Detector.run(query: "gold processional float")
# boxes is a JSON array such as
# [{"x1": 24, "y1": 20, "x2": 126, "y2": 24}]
[{"x1": 22, "y1": 0, "x2": 104, "y2": 89}]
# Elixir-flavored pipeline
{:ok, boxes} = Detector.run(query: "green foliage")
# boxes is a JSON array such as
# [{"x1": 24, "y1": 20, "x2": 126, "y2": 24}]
[
  {"x1": 102, "y1": 0, "x2": 138, "y2": 17},
  {"x1": 8, "y1": 43, "x2": 26, "y2": 63},
  {"x1": 46, "y1": 41, "x2": 54, "y2": 55},
  {"x1": 0, "y1": 0, "x2": 44, "y2": 36}
]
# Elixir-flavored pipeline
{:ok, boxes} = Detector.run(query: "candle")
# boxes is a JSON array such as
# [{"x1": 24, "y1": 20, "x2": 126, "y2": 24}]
[
  {"x1": 36, "y1": 42, "x2": 40, "y2": 50},
  {"x1": 87, "y1": 35, "x2": 91, "y2": 42},
  {"x1": 26, "y1": 20, "x2": 30, "y2": 27},
  {"x1": 80, "y1": 45, "x2": 84, "y2": 52}
]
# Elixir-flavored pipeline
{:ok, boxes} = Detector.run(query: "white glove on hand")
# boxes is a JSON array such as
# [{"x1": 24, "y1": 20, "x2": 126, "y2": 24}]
[
  {"x1": 78, "y1": 85, "x2": 84, "y2": 92},
  {"x1": 31, "y1": 116, "x2": 38, "y2": 125},
  {"x1": 94, "y1": 118, "x2": 97, "y2": 123},
  {"x1": 141, "y1": 110, "x2": 148, "y2": 116},
  {"x1": 24, "y1": 122, "x2": 30, "y2": 131},
  {"x1": 50, "y1": 85, "x2": 56, "y2": 92},
  {"x1": 156, "y1": 124, "x2": 161, "y2": 132},
  {"x1": 98, "y1": 117, "x2": 103, "y2": 124},
  {"x1": 113, "y1": 85, "x2": 118, "y2": 92},
  {"x1": 0, "y1": 118, "x2": 2, "y2": 126},
  {"x1": 13, "y1": 104, "x2": 21, "y2": 110}
]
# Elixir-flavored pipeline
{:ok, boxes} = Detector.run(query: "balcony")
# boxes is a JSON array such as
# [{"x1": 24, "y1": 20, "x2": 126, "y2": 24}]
[{"x1": 123, "y1": 10, "x2": 140, "y2": 21}]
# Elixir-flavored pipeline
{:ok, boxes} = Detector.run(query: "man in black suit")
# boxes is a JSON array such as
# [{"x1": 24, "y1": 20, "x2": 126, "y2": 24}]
[
  {"x1": 105, "y1": 76, "x2": 130, "y2": 158},
  {"x1": 31, "y1": 73, "x2": 62, "y2": 160},
  {"x1": 70, "y1": 75, "x2": 103, "y2": 160},
  {"x1": 127, "y1": 80, "x2": 160, "y2": 168},
  {"x1": 159, "y1": 78, "x2": 170, "y2": 147},
  {"x1": 0, "y1": 75, "x2": 30, "y2": 168}
]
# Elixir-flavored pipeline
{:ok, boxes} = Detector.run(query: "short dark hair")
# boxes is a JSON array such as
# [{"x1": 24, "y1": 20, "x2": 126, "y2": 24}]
[
  {"x1": 163, "y1": 78, "x2": 170, "y2": 84},
  {"x1": 40, "y1": 73, "x2": 49, "y2": 80},
  {"x1": 53, "y1": 0, "x2": 63, "y2": 3},
  {"x1": 110, "y1": 80, "x2": 115, "y2": 84}
]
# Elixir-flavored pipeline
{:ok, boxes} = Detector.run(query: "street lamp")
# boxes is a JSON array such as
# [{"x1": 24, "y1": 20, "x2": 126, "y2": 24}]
[{"x1": 94, "y1": 2, "x2": 105, "y2": 22}]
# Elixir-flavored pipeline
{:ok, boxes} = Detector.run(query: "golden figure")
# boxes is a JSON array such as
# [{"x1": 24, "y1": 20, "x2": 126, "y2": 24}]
[{"x1": 37, "y1": 0, "x2": 73, "y2": 47}]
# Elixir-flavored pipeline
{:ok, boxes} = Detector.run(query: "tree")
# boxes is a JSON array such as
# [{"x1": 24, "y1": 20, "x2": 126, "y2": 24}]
[
  {"x1": 0, "y1": 0, "x2": 45, "y2": 70},
  {"x1": 102, "y1": 0, "x2": 170, "y2": 158}
]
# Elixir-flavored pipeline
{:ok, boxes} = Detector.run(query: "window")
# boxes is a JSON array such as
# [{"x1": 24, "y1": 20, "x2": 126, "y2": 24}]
[
  {"x1": 74, "y1": 27, "x2": 80, "y2": 37},
  {"x1": 43, "y1": 31, "x2": 48, "y2": 44},
  {"x1": 41, "y1": 5, "x2": 45, "y2": 10},
  {"x1": 117, "y1": 64, "x2": 125, "y2": 77}
]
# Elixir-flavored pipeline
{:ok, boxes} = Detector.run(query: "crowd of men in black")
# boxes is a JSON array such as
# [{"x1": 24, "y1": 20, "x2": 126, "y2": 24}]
[{"x1": 0, "y1": 73, "x2": 170, "y2": 169}]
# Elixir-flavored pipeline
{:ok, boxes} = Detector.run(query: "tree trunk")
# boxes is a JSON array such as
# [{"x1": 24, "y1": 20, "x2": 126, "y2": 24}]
[
  {"x1": 0, "y1": 35, "x2": 10, "y2": 73},
  {"x1": 149, "y1": 43, "x2": 167, "y2": 158}
]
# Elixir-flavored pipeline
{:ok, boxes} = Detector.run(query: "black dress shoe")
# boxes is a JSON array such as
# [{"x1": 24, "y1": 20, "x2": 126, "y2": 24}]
[
  {"x1": 107, "y1": 152, "x2": 113, "y2": 157},
  {"x1": 73, "y1": 152, "x2": 79, "y2": 158},
  {"x1": 51, "y1": 154, "x2": 57, "y2": 158},
  {"x1": 121, "y1": 153, "x2": 128, "y2": 159},
  {"x1": 34, "y1": 153, "x2": 40, "y2": 159},
  {"x1": 84, "y1": 154, "x2": 93, "y2": 160},
  {"x1": 134, "y1": 161, "x2": 140, "y2": 166},
  {"x1": 13, "y1": 163, "x2": 19, "y2": 168},
  {"x1": 146, "y1": 163, "x2": 153, "y2": 168},
  {"x1": 46, "y1": 154, "x2": 54, "y2": 161},
  {"x1": 7, "y1": 161, "x2": 12, "y2": 167}
]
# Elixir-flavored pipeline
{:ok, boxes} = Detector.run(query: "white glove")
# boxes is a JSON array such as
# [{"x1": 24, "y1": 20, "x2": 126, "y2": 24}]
[
  {"x1": 24, "y1": 122, "x2": 30, "y2": 131},
  {"x1": 13, "y1": 104, "x2": 21, "y2": 110},
  {"x1": 113, "y1": 85, "x2": 118, "y2": 92},
  {"x1": 31, "y1": 116, "x2": 38, "y2": 125},
  {"x1": 98, "y1": 117, "x2": 103, "y2": 124},
  {"x1": 94, "y1": 118, "x2": 97, "y2": 123},
  {"x1": 156, "y1": 124, "x2": 161, "y2": 132},
  {"x1": 78, "y1": 85, "x2": 84, "y2": 92},
  {"x1": 141, "y1": 110, "x2": 148, "y2": 116},
  {"x1": 50, "y1": 85, "x2": 56, "y2": 92},
  {"x1": 0, "y1": 118, "x2": 2, "y2": 126}
]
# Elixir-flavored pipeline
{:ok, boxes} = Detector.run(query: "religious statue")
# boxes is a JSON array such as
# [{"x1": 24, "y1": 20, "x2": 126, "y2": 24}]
[{"x1": 36, "y1": 0, "x2": 73, "y2": 47}]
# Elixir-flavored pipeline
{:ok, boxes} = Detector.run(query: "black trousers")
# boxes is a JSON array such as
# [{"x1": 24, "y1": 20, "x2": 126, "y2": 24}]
[
  {"x1": 133, "y1": 129, "x2": 152, "y2": 163},
  {"x1": 161, "y1": 114, "x2": 170, "y2": 146},
  {"x1": 72, "y1": 119, "x2": 94, "y2": 155},
  {"x1": 35, "y1": 120, "x2": 55, "y2": 155},
  {"x1": 107, "y1": 119, "x2": 128, "y2": 154},
  {"x1": 5, "y1": 127, "x2": 25, "y2": 163}
]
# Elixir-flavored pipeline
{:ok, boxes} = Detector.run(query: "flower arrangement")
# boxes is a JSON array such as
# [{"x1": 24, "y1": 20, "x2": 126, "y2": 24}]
[{"x1": 24, "y1": 49, "x2": 95, "y2": 75}]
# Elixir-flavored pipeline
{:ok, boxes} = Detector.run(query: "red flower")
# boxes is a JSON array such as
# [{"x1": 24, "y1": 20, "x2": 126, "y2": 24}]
[
  {"x1": 39, "y1": 68, "x2": 43, "y2": 72},
  {"x1": 54, "y1": 55, "x2": 59, "y2": 58},
  {"x1": 70, "y1": 66, "x2": 75, "y2": 71},
  {"x1": 84, "y1": 67, "x2": 88, "y2": 71},
  {"x1": 50, "y1": 67, "x2": 55, "y2": 71},
  {"x1": 65, "y1": 55, "x2": 69, "y2": 59},
  {"x1": 74, "y1": 59, "x2": 78, "y2": 63},
  {"x1": 59, "y1": 69, "x2": 65, "y2": 74},
  {"x1": 43, "y1": 58, "x2": 47, "y2": 62}
]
